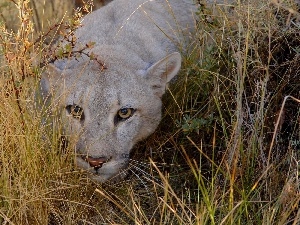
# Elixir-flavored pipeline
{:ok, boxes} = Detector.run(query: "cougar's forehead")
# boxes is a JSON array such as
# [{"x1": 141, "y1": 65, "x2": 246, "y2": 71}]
[
  {"x1": 63, "y1": 67, "x2": 152, "y2": 111},
  {"x1": 91, "y1": 72, "x2": 150, "y2": 109}
]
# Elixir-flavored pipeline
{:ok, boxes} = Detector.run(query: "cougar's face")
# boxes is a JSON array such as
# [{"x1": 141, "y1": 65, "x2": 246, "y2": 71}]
[
  {"x1": 41, "y1": 51, "x2": 180, "y2": 182},
  {"x1": 53, "y1": 64, "x2": 162, "y2": 182}
]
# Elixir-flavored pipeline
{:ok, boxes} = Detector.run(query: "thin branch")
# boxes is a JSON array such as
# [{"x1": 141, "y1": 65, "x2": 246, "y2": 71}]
[{"x1": 268, "y1": 95, "x2": 300, "y2": 168}]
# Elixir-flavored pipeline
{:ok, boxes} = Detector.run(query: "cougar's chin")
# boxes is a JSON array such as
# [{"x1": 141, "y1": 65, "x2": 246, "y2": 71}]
[{"x1": 76, "y1": 156, "x2": 128, "y2": 183}]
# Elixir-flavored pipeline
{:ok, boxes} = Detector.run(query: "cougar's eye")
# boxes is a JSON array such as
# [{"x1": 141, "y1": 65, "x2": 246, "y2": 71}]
[
  {"x1": 66, "y1": 104, "x2": 84, "y2": 119},
  {"x1": 115, "y1": 107, "x2": 135, "y2": 124},
  {"x1": 118, "y1": 108, "x2": 133, "y2": 119}
]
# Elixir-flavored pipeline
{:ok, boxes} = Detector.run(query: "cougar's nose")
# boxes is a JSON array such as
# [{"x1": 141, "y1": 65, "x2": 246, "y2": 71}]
[{"x1": 84, "y1": 156, "x2": 108, "y2": 169}]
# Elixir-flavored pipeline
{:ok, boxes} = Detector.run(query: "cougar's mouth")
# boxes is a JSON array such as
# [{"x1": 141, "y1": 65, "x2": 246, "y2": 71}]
[{"x1": 75, "y1": 155, "x2": 128, "y2": 182}]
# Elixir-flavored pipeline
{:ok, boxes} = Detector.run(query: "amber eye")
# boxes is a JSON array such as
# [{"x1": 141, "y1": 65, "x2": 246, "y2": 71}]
[
  {"x1": 114, "y1": 107, "x2": 135, "y2": 125},
  {"x1": 118, "y1": 108, "x2": 133, "y2": 119},
  {"x1": 66, "y1": 104, "x2": 84, "y2": 119}
]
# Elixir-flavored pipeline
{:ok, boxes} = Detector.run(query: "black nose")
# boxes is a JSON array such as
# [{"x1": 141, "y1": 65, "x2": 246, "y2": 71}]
[{"x1": 83, "y1": 156, "x2": 108, "y2": 170}]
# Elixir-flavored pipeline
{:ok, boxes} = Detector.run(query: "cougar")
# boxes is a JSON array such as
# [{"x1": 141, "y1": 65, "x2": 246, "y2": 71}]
[{"x1": 41, "y1": 0, "x2": 196, "y2": 182}]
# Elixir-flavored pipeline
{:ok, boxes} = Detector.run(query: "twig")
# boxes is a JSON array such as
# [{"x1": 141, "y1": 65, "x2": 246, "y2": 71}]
[{"x1": 268, "y1": 95, "x2": 300, "y2": 168}]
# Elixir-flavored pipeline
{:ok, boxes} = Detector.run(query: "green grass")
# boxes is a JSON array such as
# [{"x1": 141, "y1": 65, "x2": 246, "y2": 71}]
[{"x1": 1, "y1": 0, "x2": 300, "y2": 224}]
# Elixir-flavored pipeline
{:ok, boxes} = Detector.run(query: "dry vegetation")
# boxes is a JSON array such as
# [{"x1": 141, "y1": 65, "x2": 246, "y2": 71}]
[{"x1": 0, "y1": 0, "x2": 300, "y2": 224}]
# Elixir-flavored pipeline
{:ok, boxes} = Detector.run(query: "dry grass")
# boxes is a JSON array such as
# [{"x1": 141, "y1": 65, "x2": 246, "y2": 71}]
[
  {"x1": 1, "y1": 0, "x2": 300, "y2": 224},
  {"x1": 0, "y1": 0, "x2": 106, "y2": 34}
]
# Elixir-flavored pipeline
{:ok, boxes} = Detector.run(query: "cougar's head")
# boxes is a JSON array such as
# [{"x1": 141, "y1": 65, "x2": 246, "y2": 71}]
[{"x1": 41, "y1": 52, "x2": 181, "y2": 182}]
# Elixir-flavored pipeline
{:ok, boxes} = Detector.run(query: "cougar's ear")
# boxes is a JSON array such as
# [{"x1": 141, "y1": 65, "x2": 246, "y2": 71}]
[
  {"x1": 145, "y1": 52, "x2": 181, "y2": 97},
  {"x1": 40, "y1": 64, "x2": 62, "y2": 100}
]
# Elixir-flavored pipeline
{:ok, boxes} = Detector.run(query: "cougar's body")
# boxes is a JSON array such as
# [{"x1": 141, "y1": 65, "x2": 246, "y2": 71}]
[{"x1": 41, "y1": 0, "x2": 196, "y2": 182}]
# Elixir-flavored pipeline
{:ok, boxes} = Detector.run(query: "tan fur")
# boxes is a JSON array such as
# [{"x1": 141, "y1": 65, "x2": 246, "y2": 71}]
[{"x1": 41, "y1": 0, "x2": 196, "y2": 182}]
